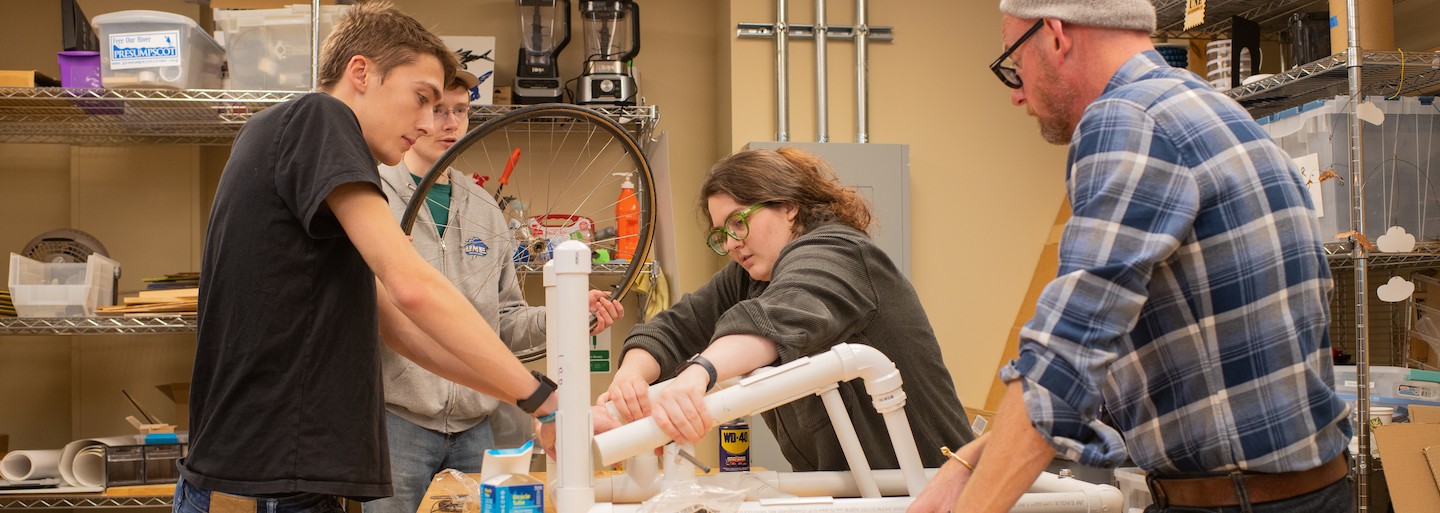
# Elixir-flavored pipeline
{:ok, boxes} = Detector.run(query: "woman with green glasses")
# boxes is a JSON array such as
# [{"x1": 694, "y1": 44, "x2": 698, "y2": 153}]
[{"x1": 596, "y1": 147, "x2": 975, "y2": 472}]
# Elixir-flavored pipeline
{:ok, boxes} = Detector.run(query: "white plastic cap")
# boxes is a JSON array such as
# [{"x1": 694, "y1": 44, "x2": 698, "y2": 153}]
[{"x1": 613, "y1": 172, "x2": 634, "y2": 189}]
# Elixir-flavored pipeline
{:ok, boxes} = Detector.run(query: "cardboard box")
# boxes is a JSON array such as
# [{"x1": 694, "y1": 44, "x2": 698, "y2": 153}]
[
  {"x1": 1412, "y1": 404, "x2": 1440, "y2": 424},
  {"x1": 156, "y1": 382, "x2": 189, "y2": 431},
  {"x1": 0, "y1": 71, "x2": 61, "y2": 87},
  {"x1": 1374, "y1": 410, "x2": 1440, "y2": 513},
  {"x1": 492, "y1": 86, "x2": 513, "y2": 105}
]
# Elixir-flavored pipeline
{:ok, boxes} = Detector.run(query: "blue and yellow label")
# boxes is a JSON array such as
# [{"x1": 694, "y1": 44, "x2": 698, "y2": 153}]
[{"x1": 719, "y1": 421, "x2": 750, "y2": 472}]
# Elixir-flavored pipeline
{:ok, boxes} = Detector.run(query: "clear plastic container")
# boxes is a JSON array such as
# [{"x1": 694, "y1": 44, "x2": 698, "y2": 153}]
[
  {"x1": 8, "y1": 253, "x2": 119, "y2": 317},
  {"x1": 213, "y1": 4, "x2": 352, "y2": 90},
  {"x1": 1333, "y1": 364, "x2": 1413, "y2": 397},
  {"x1": 1259, "y1": 96, "x2": 1440, "y2": 241},
  {"x1": 93, "y1": 10, "x2": 225, "y2": 89},
  {"x1": 1112, "y1": 467, "x2": 1152, "y2": 513}
]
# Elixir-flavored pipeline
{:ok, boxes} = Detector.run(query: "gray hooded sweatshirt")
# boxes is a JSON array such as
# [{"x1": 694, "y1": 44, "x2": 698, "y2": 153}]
[{"x1": 378, "y1": 162, "x2": 546, "y2": 438}]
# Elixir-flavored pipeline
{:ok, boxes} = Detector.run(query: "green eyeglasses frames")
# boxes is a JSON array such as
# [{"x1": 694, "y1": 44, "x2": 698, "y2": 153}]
[{"x1": 705, "y1": 202, "x2": 771, "y2": 255}]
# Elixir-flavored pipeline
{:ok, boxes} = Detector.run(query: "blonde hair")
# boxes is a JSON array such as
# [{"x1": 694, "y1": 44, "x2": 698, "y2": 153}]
[
  {"x1": 316, "y1": 1, "x2": 457, "y2": 91},
  {"x1": 700, "y1": 148, "x2": 872, "y2": 235}
]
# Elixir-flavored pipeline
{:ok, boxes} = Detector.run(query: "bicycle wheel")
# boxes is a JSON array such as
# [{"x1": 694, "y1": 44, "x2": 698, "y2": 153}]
[{"x1": 400, "y1": 103, "x2": 655, "y2": 362}]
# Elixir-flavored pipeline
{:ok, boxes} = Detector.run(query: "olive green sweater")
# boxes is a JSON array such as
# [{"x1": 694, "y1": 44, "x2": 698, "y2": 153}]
[{"x1": 623, "y1": 224, "x2": 975, "y2": 471}]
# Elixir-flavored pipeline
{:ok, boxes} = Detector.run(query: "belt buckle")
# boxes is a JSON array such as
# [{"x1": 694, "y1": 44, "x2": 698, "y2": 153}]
[{"x1": 1144, "y1": 473, "x2": 1171, "y2": 508}]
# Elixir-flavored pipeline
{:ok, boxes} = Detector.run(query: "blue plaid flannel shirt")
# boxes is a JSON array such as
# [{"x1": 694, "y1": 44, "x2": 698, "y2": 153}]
[{"x1": 1000, "y1": 50, "x2": 1353, "y2": 474}]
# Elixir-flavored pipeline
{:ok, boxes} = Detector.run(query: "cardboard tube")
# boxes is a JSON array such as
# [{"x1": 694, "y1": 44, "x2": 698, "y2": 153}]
[{"x1": 1330, "y1": 0, "x2": 1395, "y2": 54}]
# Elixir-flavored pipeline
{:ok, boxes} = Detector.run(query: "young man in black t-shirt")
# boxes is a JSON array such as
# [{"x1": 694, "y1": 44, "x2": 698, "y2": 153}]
[{"x1": 177, "y1": 3, "x2": 560, "y2": 512}]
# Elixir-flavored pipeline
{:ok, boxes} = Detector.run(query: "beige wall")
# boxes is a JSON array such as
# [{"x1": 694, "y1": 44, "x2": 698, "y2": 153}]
[{"x1": 722, "y1": 0, "x2": 1068, "y2": 408}]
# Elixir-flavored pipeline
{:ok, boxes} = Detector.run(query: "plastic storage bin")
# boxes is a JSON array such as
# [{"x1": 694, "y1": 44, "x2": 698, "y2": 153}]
[
  {"x1": 1112, "y1": 467, "x2": 1152, "y2": 513},
  {"x1": 93, "y1": 10, "x2": 225, "y2": 89},
  {"x1": 7, "y1": 253, "x2": 119, "y2": 317},
  {"x1": 57, "y1": 50, "x2": 103, "y2": 88},
  {"x1": 1334, "y1": 364, "x2": 1440, "y2": 423},
  {"x1": 1260, "y1": 96, "x2": 1440, "y2": 241},
  {"x1": 214, "y1": 4, "x2": 352, "y2": 90}
]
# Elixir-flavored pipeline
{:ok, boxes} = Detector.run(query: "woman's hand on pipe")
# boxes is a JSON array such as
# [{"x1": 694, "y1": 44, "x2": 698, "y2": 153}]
[{"x1": 650, "y1": 365, "x2": 715, "y2": 444}]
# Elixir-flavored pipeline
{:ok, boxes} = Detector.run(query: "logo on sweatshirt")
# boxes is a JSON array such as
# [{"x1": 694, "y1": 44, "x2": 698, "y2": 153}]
[{"x1": 463, "y1": 237, "x2": 488, "y2": 257}]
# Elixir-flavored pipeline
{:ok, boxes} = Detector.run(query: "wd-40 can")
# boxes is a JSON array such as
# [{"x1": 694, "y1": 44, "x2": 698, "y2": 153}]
[{"x1": 718, "y1": 418, "x2": 750, "y2": 472}]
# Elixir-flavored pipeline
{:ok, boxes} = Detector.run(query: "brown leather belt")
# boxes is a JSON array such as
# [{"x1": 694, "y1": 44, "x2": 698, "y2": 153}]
[{"x1": 1146, "y1": 454, "x2": 1350, "y2": 507}]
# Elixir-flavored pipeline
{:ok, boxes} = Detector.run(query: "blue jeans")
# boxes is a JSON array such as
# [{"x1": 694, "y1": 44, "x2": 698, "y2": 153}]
[
  {"x1": 174, "y1": 478, "x2": 344, "y2": 513},
  {"x1": 361, "y1": 412, "x2": 496, "y2": 513},
  {"x1": 1143, "y1": 475, "x2": 1354, "y2": 513}
]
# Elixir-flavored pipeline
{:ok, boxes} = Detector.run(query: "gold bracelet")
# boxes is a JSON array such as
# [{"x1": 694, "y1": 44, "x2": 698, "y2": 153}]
[{"x1": 941, "y1": 446, "x2": 975, "y2": 471}]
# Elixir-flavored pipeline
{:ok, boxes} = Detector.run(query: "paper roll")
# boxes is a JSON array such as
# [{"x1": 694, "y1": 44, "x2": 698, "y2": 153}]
[
  {"x1": 1, "y1": 450, "x2": 64, "y2": 481},
  {"x1": 59, "y1": 436, "x2": 136, "y2": 487},
  {"x1": 72, "y1": 446, "x2": 107, "y2": 488},
  {"x1": 1330, "y1": 0, "x2": 1396, "y2": 54}
]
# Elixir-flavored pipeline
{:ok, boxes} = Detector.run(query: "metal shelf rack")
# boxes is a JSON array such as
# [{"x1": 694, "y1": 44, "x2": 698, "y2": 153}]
[
  {"x1": 0, "y1": 495, "x2": 171, "y2": 510},
  {"x1": 0, "y1": 316, "x2": 196, "y2": 336},
  {"x1": 1326, "y1": 240, "x2": 1440, "y2": 271},
  {"x1": 0, "y1": 260, "x2": 655, "y2": 334},
  {"x1": 1225, "y1": 51, "x2": 1440, "y2": 118},
  {"x1": 514, "y1": 260, "x2": 653, "y2": 276},
  {"x1": 0, "y1": 88, "x2": 658, "y2": 146},
  {"x1": 1152, "y1": 0, "x2": 1326, "y2": 40}
]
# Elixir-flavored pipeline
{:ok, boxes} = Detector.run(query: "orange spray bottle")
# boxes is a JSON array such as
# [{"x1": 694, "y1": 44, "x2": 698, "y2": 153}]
[{"x1": 614, "y1": 172, "x2": 639, "y2": 261}]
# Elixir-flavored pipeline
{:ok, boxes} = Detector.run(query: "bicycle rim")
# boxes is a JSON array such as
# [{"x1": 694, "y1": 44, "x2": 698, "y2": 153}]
[{"x1": 400, "y1": 103, "x2": 655, "y2": 362}]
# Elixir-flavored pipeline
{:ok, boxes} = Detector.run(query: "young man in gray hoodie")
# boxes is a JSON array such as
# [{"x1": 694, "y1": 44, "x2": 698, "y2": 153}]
[{"x1": 366, "y1": 68, "x2": 623, "y2": 513}]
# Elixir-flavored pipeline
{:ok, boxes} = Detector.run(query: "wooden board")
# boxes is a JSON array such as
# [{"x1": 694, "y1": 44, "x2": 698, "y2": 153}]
[
  {"x1": 102, "y1": 483, "x2": 174, "y2": 497},
  {"x1": 137, "y1": 288, "x2": 199, "y2": 299}
]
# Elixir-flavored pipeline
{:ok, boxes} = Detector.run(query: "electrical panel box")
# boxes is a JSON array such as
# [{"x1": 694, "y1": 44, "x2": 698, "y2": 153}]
[{"x1": 743, "y1": 142, "x2": 911, "y2": 276}]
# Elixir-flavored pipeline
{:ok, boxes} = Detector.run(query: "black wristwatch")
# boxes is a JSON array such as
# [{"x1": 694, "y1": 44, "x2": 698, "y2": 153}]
[
  {"x1": 681, "y1": 354, "x2": 718, "y2": 391},
  {"x1": 517, "y1": 370, "x2": 557, "y2": 414}
]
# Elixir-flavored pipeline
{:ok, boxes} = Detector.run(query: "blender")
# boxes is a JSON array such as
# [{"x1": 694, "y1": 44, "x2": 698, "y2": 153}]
[
  {"x1": 577, "y1": 0, "x2": 640, "y2": 105},
  {"x1": 512, "y1": 0, "x2": 570, "y2": 105}
]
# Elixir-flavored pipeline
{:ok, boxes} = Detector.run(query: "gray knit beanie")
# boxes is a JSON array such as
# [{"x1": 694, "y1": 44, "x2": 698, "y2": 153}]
[{"x1": 999, "y1": 0, "x2": 1157, "y2": 33}]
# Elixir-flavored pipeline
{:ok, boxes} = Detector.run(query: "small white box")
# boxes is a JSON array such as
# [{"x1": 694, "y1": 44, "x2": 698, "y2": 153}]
[
  {"x1": 440, "y1": 35, "x2": 496, "y2": 105},
  {"x1": 94, "y1": 10, "x2": 225, "y2": 89},
  {"x1": 8, "y1": 253, "x2": 119, "y2": 318},
  {"x1": 214, "y1": 4, "x2": 352, "y2": 91}
]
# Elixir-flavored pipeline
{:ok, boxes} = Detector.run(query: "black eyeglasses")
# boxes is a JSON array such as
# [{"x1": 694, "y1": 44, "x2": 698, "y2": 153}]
[{"x1": 990, "y1": 19, "x2": 1045, "y2": 89}]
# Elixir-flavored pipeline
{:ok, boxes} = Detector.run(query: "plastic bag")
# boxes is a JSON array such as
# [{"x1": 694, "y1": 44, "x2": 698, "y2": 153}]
[
  {"x1": 427, "y1": 468, "x2": 480, "y2": 513},
  {"x1": 637, "y1": 480, "x2": 745, "y2": 513}
]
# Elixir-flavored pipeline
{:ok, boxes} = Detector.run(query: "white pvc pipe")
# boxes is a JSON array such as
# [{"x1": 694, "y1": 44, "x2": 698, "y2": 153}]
[
  {"x1": 545, "y1": 240, "x2": 594, "y2": 513},
  {"x1": 879, "y1": 407, "x2": 925, "y2": 495},
  {"x1": 817, "y1": 384, "x2": 879, "y2": 497},
  {"x1": 593, "y1": 343, "x2": 908, "y2": 466},
  {"x1": 592, "y1": 469, "x2": 1122, "y2": 511}
]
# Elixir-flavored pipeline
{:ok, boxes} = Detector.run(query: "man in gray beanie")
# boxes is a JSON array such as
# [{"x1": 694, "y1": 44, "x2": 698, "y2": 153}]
[{"x1": 908, "y1": 1, "x2": 1353, "y2": 512}]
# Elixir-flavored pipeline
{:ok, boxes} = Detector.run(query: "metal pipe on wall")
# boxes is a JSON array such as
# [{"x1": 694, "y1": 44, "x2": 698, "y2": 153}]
[
  {"x1": 776, "y1": 0, "x2": 791, "y2": 142},
  {"x1": 815, "y1": 0, "x2": 829, "y2": 142},
  {"x1": 311, "y1": 0, "x2": 320, "y2": 92},
  {"x1": 854, "y1": 0, "x2": 869, "y2": 143}
]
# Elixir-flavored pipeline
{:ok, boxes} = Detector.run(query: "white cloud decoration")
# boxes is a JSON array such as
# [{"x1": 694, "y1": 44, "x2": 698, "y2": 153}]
[
  {"x1": 1376, "y1": 226, "x2": 1417, "y2": 253},
  {"x1": 1377, "y1": 276, "x2": 1416, "y2": 303}
]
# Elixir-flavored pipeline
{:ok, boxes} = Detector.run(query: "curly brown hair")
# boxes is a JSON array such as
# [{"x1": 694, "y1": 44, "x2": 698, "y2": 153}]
[
  {"x1": 699, "y1": 148, "x2": 872, "y2": 236},
  {"x1": 316, "y1": 1, "x2": 457, "y2": 92}
]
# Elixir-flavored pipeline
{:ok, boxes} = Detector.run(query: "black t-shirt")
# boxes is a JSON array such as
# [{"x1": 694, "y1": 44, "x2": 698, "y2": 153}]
[{"x1": 180, "y1": 93, "x2": 391, "y2": 500}]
